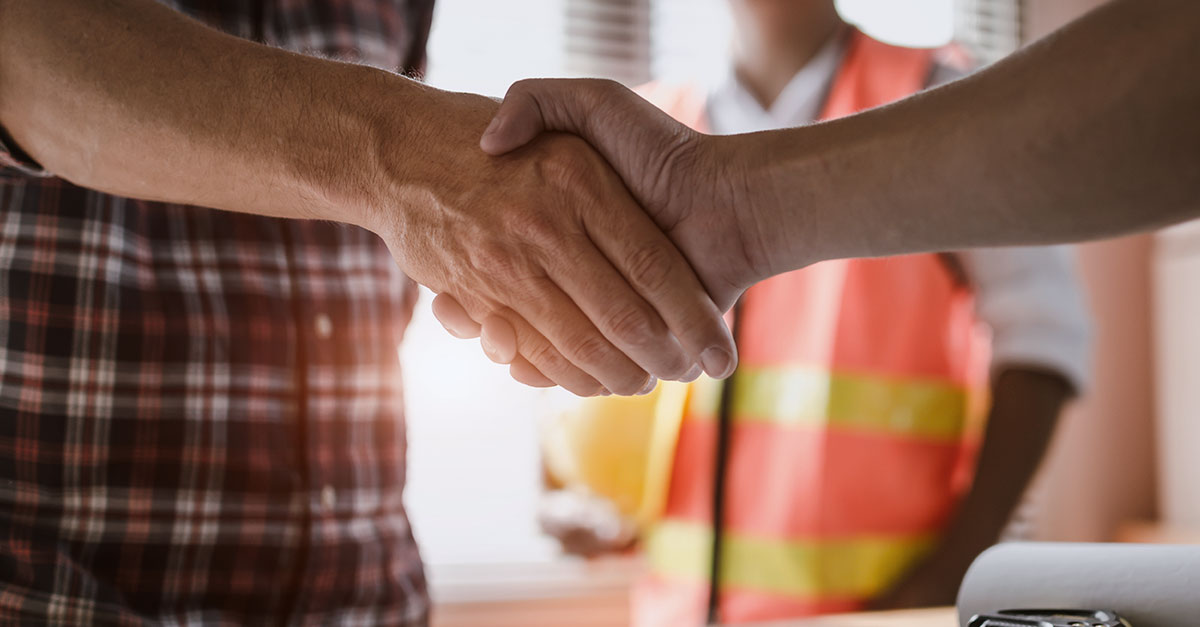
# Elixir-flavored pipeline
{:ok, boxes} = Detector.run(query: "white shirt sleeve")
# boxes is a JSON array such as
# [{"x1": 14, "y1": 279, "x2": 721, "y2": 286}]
[{"x1": 959, "y1": 246, "x2": 1093, "y2": 392}]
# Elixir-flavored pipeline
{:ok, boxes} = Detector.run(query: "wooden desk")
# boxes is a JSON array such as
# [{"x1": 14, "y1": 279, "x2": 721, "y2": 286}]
[
  {"x1": 758, "y1": 607, "x2": 958, "y2": 627},
  {"x1": 429, "y1": 556, "x2": 959, "y2": 627}
]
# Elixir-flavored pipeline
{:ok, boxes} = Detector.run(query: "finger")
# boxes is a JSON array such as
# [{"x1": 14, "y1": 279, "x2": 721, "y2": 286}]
[
  {"x1": 583, "y1": 201, "x2": 738, "y2": 379},
  {"x1": 480, "y1": 82, "x2": 548, "y2": 155},
  {"x1": 545, "y1": 236, "x2": 696, "y2": 381},
  {"x1": 448, "y1": 288, "x2": 619, "y2": 395},
  {"x1": 502, "y1": 325, "x2": 603, "y2": 396},
  {"x1": 494, "y1": 282, "x2": 653, "y2": 396},
  {"x1": 637, "y1": 376, "x2": 659, "y2": 396},
  {"x1": 480, "y1": 78, "x2": 627, "y2": 156},
  {"x1": 509, "y1": 355, "x2": 556, "y2": 388},
  {"x1": 479, "y1": 81, "x2": 733, "y2": 371},
  {"x1": 434, "y1": 296, "x2": 523, "y2": 370},
  {"x1": 480, "y1": 315, "x2": 518, "y2": 364},
  {"x1": 480, "y1": 79, "x2": 675, "y2": 178},
  {"x1": 500, "y1": 314, "x2": 606, "y2": 396},
  {"x1": 432, "y1": 293, "x2": 482, "y2": 339}
]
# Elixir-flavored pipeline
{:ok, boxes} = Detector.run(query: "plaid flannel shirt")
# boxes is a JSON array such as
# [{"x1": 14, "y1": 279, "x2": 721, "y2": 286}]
[{"x1": 0, "y1": 0, "x2": 436, "y2": 624}]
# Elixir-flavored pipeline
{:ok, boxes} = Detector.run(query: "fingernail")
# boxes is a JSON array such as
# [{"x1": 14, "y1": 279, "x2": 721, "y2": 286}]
[
  {"x1": 481, "y1": 336, "x2": 498, "y2": 361},
  {"x1": 701, "y1": 347, "x2": 734, "y2": 379},
  {"x1": 679, "y1": 364, "x2": 702, "y2": 383},
  {"x1": 481, "y1": 116, "x2": 502, "y2": 139},
  {"x1": 638, "y1": 377, "x2": 658, "y2": 396}
]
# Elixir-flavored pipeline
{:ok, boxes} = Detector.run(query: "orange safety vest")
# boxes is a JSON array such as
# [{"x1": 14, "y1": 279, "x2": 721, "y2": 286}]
[{"x1": 631, "y1": 30, "x2": 986, "y2": 626}]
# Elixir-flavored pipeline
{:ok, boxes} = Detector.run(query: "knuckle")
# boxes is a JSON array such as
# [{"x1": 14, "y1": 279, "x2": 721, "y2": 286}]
[
  {"x1": 525, "y1": 341, "x2": 570, "y2": 378},
  {"x1": 623, "y1": 244, "x2": 674, "y2": 293},
  {"x1": 508, "y1": 78, "x2": 543, "y2": 102},
  {"x1": 620, "y1": 373, "x2": 655, "y2": 398},
  {"x1": 563, "y1": 333, "x2": 644, "y2": 395},
  {"x1": 565, "y1": 331, "x2": 613, "y2": 367},
  {"x1": 594, "y1": 78, "x2": 622, "y2": 97},
  {"x1": 604, "y1": 304, "x2": 664, "y2": 350},
  {"x1": 538, "y1": 144, "x2": 593, "y2": 190},
  {"x1": 517, "y1": 212, "x2": 565, "y2": 252}
]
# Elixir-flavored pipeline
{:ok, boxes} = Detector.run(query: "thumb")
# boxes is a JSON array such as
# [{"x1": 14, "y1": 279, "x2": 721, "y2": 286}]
[
  {"x1": 479, "y1": 81, "x2": 556, "y2": 155},
  {"x1": 478, "y1": 78, "x2": 695, "y2": 219},
  {"x1": 480, "y1": 78, "x2": 630, "y2": 155}
]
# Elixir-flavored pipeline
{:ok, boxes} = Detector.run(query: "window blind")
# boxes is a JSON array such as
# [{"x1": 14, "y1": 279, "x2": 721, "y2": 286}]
[
  {"x1": 565, "y1": 0, "x2": 652, "y2": 85},
  {"x1": 954, "y1": 0, "x2": 1024, "y2": 65}
]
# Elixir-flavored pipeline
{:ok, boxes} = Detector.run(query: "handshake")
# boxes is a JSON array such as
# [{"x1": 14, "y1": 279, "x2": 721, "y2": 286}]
[
  {"x1": 374, "y1": 80, "x2": 790, "y2": 397},
  {"x1": 361, "y1": 0, "x2": 1188, "y2": 398},
  {"x1": 9, "y1": 0, "x2": 1187, "y2": 397}
]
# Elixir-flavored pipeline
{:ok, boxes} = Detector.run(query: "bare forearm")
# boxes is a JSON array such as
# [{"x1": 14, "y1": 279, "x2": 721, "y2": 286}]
[
  {"x1": 0, "y1": 0, "x2": 441, "y2": 225},
  {"x1": 739, "y1": 0, "x2": 1200, "y2": 274},
  {"x1": 939, "y1": 369, "x2": 1071, "y2": 563},
  {"x1": 867, "y1": 369, "x2": 1071, "y2": 609}
]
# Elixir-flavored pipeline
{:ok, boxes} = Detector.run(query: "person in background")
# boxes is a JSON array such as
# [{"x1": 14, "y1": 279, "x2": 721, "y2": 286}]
[
  {"x1": 434, "y1": 1, "x2": 1196, "y2": 383},
  {"x1": 537, "y1": 2, "x2": 1092, "y2": 625}
]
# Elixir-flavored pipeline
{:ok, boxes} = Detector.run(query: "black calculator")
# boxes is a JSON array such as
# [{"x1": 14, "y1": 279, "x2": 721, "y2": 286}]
[{"x1": 967, "y1": 609, "x2": 1131, "y2": 627}]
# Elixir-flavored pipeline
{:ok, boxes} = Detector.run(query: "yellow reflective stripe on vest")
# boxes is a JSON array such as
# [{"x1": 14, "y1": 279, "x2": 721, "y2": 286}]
[
  {"x1": 646, "y1": 520, "x2": 935, "y2": 599},
  {"x1": 688, "y1": 366, "x2": 967, "y2": 441}
]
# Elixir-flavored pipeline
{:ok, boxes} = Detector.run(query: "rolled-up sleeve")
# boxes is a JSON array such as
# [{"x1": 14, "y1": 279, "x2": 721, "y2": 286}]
[
  {"x1": 0, "y1": 124, "x2": 51, "y2": 177},
  {"x1": 961, "y1": 246, "x2": 1094, "y2": 393}
]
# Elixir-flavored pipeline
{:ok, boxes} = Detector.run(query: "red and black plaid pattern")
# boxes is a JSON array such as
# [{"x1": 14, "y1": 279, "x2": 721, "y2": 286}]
[{"x1": 0, "y1": 1, "x2": 434, "y2": 624}]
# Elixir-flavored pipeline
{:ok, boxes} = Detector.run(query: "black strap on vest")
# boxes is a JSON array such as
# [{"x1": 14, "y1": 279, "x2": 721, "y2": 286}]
[{"x1": 705, "y1": 299, "x2": 744, "y2": 625}]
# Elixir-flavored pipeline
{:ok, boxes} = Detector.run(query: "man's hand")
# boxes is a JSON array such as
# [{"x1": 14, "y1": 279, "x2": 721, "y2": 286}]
[
  {"x1": 0, "y1": 0, "x2": 736, "y2": 397},
  {"x1": 363, "y1": 89, "x2": 735, "y2": 395},
  {"x1": 446, "y1": 0, "x2": 1200, "y2": 334},
  {"x1": 480, "y1": 79, "x2": 773, "y2": 311},
  {"x1": 866, "y1": 546, "x2": 970, "y2": 610},
  {"x1": 431, "y1": 80, "x2": 778, "y2": 383},
  {"x1": 434, "y1": 1, "x2": 1200, "y2": 381},
  {"x1": 538, "y1": 490, "x2": 637, "y2": 558},
  {"x1": 870, "y1": 368, "x2": 1073, "y2": 610}
]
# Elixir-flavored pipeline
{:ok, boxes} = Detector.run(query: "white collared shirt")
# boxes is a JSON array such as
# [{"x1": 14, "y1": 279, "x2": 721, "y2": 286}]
[
  {"x1": 707, "y1": 33, "x2": 847, "y2": 135},
  {"x1": 703, "y1": 42, "x2": 1093, "y2": 390}
]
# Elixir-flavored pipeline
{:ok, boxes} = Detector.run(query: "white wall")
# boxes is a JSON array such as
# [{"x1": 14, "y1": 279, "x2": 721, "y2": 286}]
[
  {"x1": 1154, "y1": 220, "x2": 1200, "y2": 527},
  {"x1": 1019, "y1": 0, "x2": 1161, "y2": 542}
]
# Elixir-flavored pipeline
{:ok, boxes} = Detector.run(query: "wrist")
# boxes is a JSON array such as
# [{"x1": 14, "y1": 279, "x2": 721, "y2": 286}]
[
  {"x1": 346, "y1": 84, "x2": 501, "y2": 238},
  {"x1": 739, "y1": 114, "x2": 928, "y2": 271},
  {"x1": 701, "y1": 134, "x2": 774, "y2": 287},
  {"x1": 934, "y1": 507, "x2": 1012, "y2": 568},
  {"x1": 280, "y1": 63, "x2": 457, "y2": 232},
  {"x1": 263, "y1": 61, "x2": 390, "y2": 227},
  {"x1": 723, "y1": 131, "x2": 832, "y2": 277}
]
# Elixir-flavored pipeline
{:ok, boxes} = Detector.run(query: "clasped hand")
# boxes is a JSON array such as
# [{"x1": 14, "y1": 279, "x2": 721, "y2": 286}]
[
  {"x1": 419, "y1": 82, "x2": 770, "y2": 394},
  {"x1": 371, "y1": 88, "x2": 751, "y2": 396}
]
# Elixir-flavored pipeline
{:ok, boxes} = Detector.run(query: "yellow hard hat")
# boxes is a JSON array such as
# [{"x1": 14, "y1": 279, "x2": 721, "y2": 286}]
[{"x1": 541, "y1": 381, "x2": 690, "y2": 527}]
